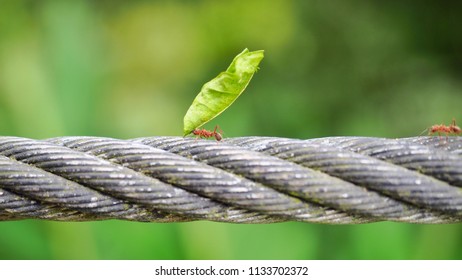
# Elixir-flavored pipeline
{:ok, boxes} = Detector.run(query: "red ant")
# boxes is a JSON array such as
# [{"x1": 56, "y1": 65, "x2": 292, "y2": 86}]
[
  {"x1": 192, "y1": 125, "x2": 223, "y2": 141},
  {"x1": 427, "y1": 118, "x2": 461, "y2": 138},
  {"x1": 429, "y1": 123, "x2": 451, "y2": 136}
]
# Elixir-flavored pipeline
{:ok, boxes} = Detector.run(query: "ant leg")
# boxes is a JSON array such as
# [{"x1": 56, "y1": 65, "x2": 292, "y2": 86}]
[
  {"x1": 450, "y1": 118, "x2": 461, "y2": 134},
  {"x1": 437, "y1": 132, "x2": 443, "y2": 141},
  {"x1": 193, "y1": 131, "x2": 203, "y2": 141},
  {"x1": 213, "y1": 125, "x2": 224, "y2": 136}
]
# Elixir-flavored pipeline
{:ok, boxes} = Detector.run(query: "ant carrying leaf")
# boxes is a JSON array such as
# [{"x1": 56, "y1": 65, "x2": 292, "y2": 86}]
[
  {"x1": 192, "y1": 125, "x2": 223, "y2": 141},
  {"x1": 183, "y1": 49, "x2": 264, "y2": 138}
]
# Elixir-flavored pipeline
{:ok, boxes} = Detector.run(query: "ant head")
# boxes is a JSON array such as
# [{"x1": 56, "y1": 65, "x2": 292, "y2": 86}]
[
  {"x1": 214, "y1": 132, "x2": 223, "y2": 141},
  {"x1": 452, "y1": 125, "x2": 461, "y2": 134},
  {"x1": 429, "y1": 125, "x2": 439, "y2": 133}
]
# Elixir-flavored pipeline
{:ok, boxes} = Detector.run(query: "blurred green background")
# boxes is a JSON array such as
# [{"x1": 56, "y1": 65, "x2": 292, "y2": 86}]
[{"x1": 1, "y1": 0, "x2": 462, "y2": 259}]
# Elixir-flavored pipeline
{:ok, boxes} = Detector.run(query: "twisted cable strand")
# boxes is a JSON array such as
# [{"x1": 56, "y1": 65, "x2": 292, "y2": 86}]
[
  {"x1": 134, "y1": 137, "x2": 361, "y2": 224},
  {"x1": 0, "y1": 152, "x2": 191, "y2": 223},
  {"x1": 48, "y1": 137, "x2": 278, "y2": 224},
  {"x1": 141, "y1": 137, "x2": 426, "y2": 223},
  {"x1": 226, "y1": 137, "x2": 462, "y2": 223},
  {"x1": 404, "y1": 136, "x2": 462, "y2": 154},
  {"x1": 0, "y1": 179, "x2": 94, "y2": 221},
  {"x1": 0, "y1": 136, "x2": 461, "y2": 224},
  {"x1": 305, "y1": 136, "x2": 462, "y2": 187},
  {"x1": 0, "y1": 137, "x2": 273, "y2": 224}
]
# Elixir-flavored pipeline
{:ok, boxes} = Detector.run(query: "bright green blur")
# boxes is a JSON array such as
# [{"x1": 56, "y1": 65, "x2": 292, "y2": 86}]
[{"x1": 1, "y1": 1, "x2": 461, "y2": 260}]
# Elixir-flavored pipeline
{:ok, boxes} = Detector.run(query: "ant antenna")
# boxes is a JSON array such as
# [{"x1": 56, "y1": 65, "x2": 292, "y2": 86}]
[{"x1": 418, "y1": 127, "x2": 429, "y2": 136}]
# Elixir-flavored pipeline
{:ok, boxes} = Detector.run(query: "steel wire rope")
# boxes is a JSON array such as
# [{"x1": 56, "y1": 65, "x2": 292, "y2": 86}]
[{"x1": 0, "y1": 136, "x2": 461, "y2": 224}]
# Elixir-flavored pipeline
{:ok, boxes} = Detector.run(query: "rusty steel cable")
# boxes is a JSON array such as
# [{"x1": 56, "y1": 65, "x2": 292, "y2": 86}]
[{"x1": 0, "y1": 136, "x2": 461, "y2": 224}]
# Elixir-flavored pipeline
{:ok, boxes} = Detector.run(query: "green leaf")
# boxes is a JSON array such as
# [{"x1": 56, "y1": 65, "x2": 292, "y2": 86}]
[{"x1": 183, "y1": 48, "x2": 264, "y2": 136}]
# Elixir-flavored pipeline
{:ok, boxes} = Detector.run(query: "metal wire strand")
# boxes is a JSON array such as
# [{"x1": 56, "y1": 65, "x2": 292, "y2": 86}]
[
  {"x1": 0, "y1": 136, "x2": 461, "y2": 224},
  {"x1": 226, "y1": 137, "x2": 462, "y2": 222}
]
